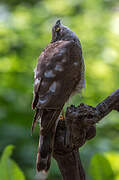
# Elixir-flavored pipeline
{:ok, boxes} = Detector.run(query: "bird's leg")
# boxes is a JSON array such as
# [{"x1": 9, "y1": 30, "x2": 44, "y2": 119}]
[
  {"x1": 59, "y1": 109, "x2": 72, "y2": 147},
  {"x1": 59, "y1": 109, "x2": 65, "y2": 120}
]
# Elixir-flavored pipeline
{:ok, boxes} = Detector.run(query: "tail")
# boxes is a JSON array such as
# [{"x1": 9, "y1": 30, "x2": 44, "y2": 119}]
[
  {"x1": 32, "y1": 108, "x2": 61, "y2": 172},
  {"x1": 36, "y1": 131, "x2": 54, "y2": 172}
]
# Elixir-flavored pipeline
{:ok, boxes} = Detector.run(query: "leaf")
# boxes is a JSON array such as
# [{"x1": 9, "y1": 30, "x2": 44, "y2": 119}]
[
  {"x1": 1, "y1": 145, "x2": 14, "y2": 161},
  {"x1": 89, "y1": 153, "x2": 115, "y2": 180},
  {"x1": 105, "y1": 152, "x2": 119, "y2": 180},
  {"x1": 0, "y1": 145, "x2": 26, "y2": 180}
]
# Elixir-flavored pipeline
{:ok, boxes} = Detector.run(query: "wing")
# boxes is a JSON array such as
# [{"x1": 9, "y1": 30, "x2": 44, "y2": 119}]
[
  {"x1": 32, "y1": 40, "x2": 83, "y2": 110},
  {"x1": 32, "y1": 40, "x2": 83, "y2": 135}
]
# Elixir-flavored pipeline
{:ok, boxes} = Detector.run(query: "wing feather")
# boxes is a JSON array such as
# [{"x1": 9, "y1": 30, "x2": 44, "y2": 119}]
[{"x1": 32, "y1": 40, "x2": 83, "y2": 110}]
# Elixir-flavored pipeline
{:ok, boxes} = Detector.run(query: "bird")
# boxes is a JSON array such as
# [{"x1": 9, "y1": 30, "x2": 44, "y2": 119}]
[{"x1": 32, "y1": 19, "x2": 85, "y2": 173}]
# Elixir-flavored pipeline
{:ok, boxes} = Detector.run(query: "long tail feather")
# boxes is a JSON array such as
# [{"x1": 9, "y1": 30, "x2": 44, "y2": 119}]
[{"x1": 36, "y1": 109, "x2": 61, "y2": 172}]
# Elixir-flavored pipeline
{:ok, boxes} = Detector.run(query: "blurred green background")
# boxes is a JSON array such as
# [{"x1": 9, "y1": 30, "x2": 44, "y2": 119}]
[{"x1": 0, "y1": 0, "x2": 119, "y2": 179}]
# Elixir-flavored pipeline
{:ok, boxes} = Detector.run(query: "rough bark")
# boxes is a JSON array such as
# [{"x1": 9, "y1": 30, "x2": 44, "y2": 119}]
[{"x1": 53, "y1": 89, "x2": 119, "y2": 180}]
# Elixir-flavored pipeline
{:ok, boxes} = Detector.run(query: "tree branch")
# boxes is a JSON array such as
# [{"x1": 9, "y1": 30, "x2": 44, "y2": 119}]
[{"x1": 53, "y1": 89, "x2": 119, "y2": 180}]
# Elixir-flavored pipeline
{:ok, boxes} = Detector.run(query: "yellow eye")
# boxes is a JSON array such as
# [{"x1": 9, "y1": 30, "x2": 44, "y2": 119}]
[{"x1": 55, "y1": 27, "x2": 60, "y2": 32}]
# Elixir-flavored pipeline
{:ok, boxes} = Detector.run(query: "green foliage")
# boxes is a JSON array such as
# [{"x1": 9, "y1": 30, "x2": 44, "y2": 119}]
[
  {"x1": 89, "y1": 153, "x2": 115, "y2": 180},
  {"x1": 0, "y1": 145, "x2": 26, "y2": 180},
  {"x1": 47, "y1": 159, "x2": 61, "y2": 180},
  {"x1": 105, "y1": 152, "x2": 119, "y2": 180}
]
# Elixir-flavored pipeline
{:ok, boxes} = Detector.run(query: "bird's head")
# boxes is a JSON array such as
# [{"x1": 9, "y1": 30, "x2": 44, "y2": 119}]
[{"x1": 51, "y1": 20, "x2": 80, "y2": 44}]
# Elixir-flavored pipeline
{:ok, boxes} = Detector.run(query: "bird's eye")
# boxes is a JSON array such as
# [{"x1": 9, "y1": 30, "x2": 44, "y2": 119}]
[{"x1": 55, "y1": 27, "x2": 60, "y2": 32}]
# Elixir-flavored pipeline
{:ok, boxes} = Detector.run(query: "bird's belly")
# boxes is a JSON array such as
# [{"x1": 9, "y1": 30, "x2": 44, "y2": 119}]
[{"x1": 69, "y1": 76, "x2": 85, "y2": 101}]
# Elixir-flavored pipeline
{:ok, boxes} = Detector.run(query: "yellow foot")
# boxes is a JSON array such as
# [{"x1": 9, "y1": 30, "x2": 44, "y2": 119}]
[
  {"x1": 59, "y1": 109, "x2": 65, "y2": 120},
  {"x1": 59, "y1": 115, "x2": 64, "y2": 120}
]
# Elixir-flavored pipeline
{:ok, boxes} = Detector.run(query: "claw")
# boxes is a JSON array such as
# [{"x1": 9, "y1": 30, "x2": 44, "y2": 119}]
[
  {"x1": 59, "y1": 109, "x2": 65, "y2": 120},
  {"x1": 59, "y1": 115, "x2": 64, "y2": 120}
]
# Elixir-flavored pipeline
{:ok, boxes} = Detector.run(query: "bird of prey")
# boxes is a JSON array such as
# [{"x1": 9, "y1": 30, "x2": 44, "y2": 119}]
[{"x1": 32, "y1": 20, "x2": 85, "y2": 172}]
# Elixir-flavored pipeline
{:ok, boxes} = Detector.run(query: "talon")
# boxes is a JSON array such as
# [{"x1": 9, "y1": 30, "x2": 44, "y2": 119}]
[
  {"x1": 59, "y1": 115, "x2": 64, "y2": 120},
  {"x1": 59, "y1": 109, "x2": 65, "y2": 120}
]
